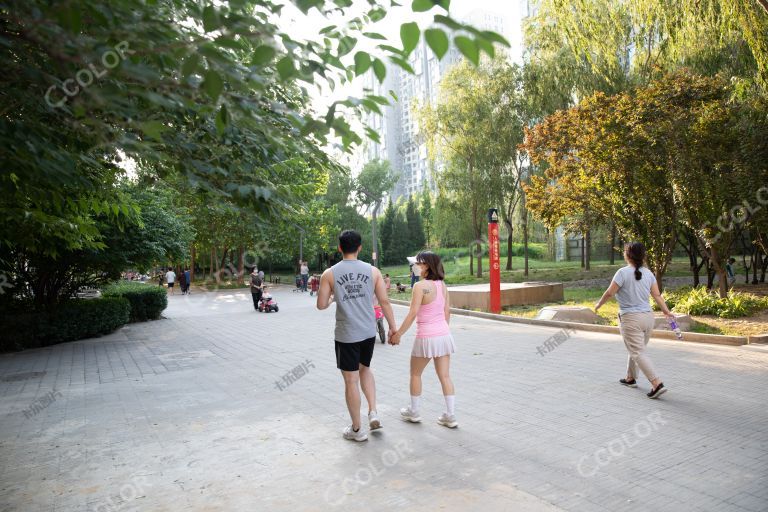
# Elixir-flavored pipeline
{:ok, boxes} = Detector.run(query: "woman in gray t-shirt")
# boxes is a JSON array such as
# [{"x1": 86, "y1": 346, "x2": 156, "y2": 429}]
[{"x1": 594, "y1": 243, "x2": 675, "y2": 399}]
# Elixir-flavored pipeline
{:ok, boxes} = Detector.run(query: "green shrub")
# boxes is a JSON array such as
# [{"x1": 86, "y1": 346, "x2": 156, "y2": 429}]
[
  {"x1": 102, "y1": 281, "x2": 168, "y2": 322},
  {"x1": 0, "y1": 297, "x2": 130, "y2": 352},
  {"x1": 661, "y1": 286, "x2": 768, "y2": 318}
]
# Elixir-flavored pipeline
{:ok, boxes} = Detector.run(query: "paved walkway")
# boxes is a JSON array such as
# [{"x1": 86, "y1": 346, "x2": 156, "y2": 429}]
[{"x1": 1, "y1": 287, "x2": 767, "y2": 511}]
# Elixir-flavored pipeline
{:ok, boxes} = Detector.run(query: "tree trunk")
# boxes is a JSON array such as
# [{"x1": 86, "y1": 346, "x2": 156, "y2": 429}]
[
  {"x1": 585, "y1": 229, "x2": 591, "y2": 271},
  {"x1": 580, "y1": 234, "x2": 585, "y2": 269},
  {"x1": 523, "y1": 212, "x2": 529, "y2": 278},
  {"x1": 469, "y1": 243, "x2": 474, "y2": 276},
  {"x1": 609, "y1": 223, "x2": 616, "y2": 265},
  {"x1": 476, "y1": 240, "x2": 483, "y2": 278},
  {"x1": 706, "y1": 262, "x2": 715, "y2": 291},
  {"x1": 211, "y1": 247, "x2": 216, "y2": 282},
  {"x1": 752, "y1": 250, "x2": 760, "y2": 284},
  {"x1": 505, "y1": 219, "x2": 513, "y2": 271}
]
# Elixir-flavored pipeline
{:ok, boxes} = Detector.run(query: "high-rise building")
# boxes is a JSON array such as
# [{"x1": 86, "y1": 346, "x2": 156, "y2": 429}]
[{"x1": 359, "y1": 9, "x2": 509, "y2": 201}]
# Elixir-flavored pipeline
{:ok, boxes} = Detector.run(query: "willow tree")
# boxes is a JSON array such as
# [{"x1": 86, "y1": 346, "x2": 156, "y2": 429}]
[{"x1": 421, "y1": 57, "x2": 526, "y2": 278}]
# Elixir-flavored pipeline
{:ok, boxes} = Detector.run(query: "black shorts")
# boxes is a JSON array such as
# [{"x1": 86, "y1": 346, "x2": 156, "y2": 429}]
[
  {"x1": 168, "y1": 282, "x2": 175, "y2": 288},
  {"x1": 335, "y1": 337, "x2": 376, "y2": 372}
]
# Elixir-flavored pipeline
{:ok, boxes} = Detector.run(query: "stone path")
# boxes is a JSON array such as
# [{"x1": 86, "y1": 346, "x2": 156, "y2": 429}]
[{"x1": 1, "y1": 286, "x2": 767, "y2": 511}]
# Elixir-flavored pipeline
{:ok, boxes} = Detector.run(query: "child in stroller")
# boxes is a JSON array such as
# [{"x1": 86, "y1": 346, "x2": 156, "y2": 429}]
[
  {"x1": 258, "y1": 287, "x2": 279, "y2": 312},
  {"x1": 309, "y1": 274, "x2": 320, "y2": 296}
]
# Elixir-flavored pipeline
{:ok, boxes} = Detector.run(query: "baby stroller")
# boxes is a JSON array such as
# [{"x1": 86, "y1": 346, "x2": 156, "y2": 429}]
[
  {"x1": 292, "y1": 274, "x2": 302, "y2": 292},
  {"x1": 309, "y1": 275, "x2": 320, "y2": 296},
  {"x1": 374, "y1": 305, "x2": 386, "y2": 344},
  {"x1": 258, "y1": 287, "x2": 279, "y2": 312}
]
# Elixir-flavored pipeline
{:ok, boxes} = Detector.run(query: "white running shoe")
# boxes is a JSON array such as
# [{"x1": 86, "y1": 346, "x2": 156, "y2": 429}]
[
  {"x1": 343, "y1": 425, "x2": 368, "y2": 442},
  {"x1": 437, "y1": 413, "x2": 458, "y2": 428},
  {"x1": 400, "y1": 407, "x2": 422, "y2": 423},
  {"x1": 368, "y1": 411, "x2": 382, "y2": 430}
]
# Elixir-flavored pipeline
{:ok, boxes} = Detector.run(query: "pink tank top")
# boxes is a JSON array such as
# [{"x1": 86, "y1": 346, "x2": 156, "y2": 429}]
[{"x1": 416, "y1": 280, "x2": 450, "y2": 338}]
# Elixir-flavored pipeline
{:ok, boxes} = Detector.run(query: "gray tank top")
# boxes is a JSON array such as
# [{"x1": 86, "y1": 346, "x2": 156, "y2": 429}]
[{"x1": 331, "y1": 259, "x2": 376, "y2": 343}]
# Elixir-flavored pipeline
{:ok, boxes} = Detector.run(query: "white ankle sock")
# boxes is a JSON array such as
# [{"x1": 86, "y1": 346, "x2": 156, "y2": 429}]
[
  {"x1": 410, "y1": 395, "x2": 421, "y2": 412},
  {"x1": 444, "y1": 395, "x2": 455, "y2": 415}
]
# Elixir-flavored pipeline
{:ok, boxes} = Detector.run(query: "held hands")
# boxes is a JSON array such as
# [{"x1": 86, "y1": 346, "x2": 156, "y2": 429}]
[{"x1": 388, "y1": 328, "x2": 401, "y2": 345}]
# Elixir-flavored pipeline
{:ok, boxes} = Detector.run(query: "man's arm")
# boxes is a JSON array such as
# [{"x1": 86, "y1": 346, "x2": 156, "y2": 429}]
[
  {"x1": 372, "y1": 267, "x2": 397, "y2": 336},
  {"x1": 316, "y1": 269, "x2": 335, "y2": 310}
]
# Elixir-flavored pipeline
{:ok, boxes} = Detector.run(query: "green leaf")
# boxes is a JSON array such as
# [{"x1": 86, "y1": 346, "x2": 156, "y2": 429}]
[
  {"x1": 362, "y1": 32, "x2": 387, "y2": 40},
  {"x1": 424, "y1": 29, "x2": 449, "y2": 59},
  {"x1": 400, "y1": 22, "x2": 420, "y2": 56},
  {"x1": 354, "y1": 52, "x2": 372, "y2": 76},
  {"x1": 203, "y1": 70, "x2": 224, "y2": 102},
  {"x1": 202, "y1": 5, "x2": 220, "y2": 33},
  {"x1": 372, "y1": 58, "x2": 386, "y2": 83},
  {"x1": 480, "y1": 30, "x2": 510, "y2": 47},
  {"x1": 276, "y1": 56, "x2": 296, "y2": 80},
  {"x1": 181, "y1": 54, "x2": 200, "y2": 78},
  {"x1": 140, "y1": 121, "x2": 166, "y2": 141},
  {"x1": 338, "y1": 36, "x2": 357, "y2": 57},
  {"x1": 215, "y1": 105, "x2": 228, "y2": 135},
  {"x1": 434, "y1": 14, "x2": 462, "y2": 31},
  {"x1": 454, "y1": 36, "x2": 479, "y2": 65},
  {"x1": 251, "y1": 45, "x2": 276, "y2": 66},
  {"x1": 476, "y1": 37, "x2": 495, "y2": 58},
  {"x1": 412, "y1": 0, "x2": 434, "y2": 12},
  {"x1": 389, "y1": 56, "x2": 415, "y2": 74}
]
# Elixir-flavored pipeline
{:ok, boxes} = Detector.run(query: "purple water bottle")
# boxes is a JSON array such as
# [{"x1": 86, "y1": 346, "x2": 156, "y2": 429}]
[{"x1": 668, "y1": 317, "x2": 683, "y2": 340}]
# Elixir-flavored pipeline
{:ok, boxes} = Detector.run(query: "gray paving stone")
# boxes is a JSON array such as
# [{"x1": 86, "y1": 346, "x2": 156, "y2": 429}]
[{"x1": 0, "y1": 287, "x2": 766, "y2": 511}]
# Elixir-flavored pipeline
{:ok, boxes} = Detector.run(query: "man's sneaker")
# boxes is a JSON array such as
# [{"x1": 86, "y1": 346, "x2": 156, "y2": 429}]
[
  {"x1": 437, "y1": 413, "x2": 458, "y2": 428},
  {"x1": 368, "y1": 411, "x2": 382, "y2": 430},
  {"x1": 620, "y1": 378, "x2": 638, "y2": 388},
  {"x1": 343, "y1": 425, "x2": 368, "y2": 442},
  {"x1": 647, "y1": 383, "x2": 667, "y2": 399},
  {"x1": 400, "y1": 407, "x2": 422, "y2": 423}
]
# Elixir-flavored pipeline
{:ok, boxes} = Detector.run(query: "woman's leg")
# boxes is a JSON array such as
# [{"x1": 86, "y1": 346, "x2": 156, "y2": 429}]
[
  {"x1": 434, "y1": 355, "x2": 455, "y2": 396},
  {"x1": 621, "y1": 313, "x2": 659, "y2": 385},
  {"x1": 410, "y1": 356, "x2": 431, "y2": 397}
]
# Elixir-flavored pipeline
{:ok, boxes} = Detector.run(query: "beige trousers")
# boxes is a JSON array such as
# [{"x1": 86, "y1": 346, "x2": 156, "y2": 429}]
[{"x1": 618, "y1": 311, "x2": 658, "y2": 382}]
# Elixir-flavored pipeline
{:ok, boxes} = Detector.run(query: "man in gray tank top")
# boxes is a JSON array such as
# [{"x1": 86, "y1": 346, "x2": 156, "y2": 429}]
[{"x1": 316, "y1": 230, "x2": 398, "y2": 442}]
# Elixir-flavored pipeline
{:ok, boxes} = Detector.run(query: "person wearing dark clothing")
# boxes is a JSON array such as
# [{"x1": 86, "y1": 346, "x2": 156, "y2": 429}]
[
  {"x1": 250, "y1": 270, "x2": 263, "y2": 310},
  {"x1": 184, "y1": 269, "x2": 191, "y2": 294},
  {"x1": 410, "y1": 265, "x2": 419, "y2": 288},
  {"x1": 178, "y1": 270, "x2": 188, "y2": 295}
]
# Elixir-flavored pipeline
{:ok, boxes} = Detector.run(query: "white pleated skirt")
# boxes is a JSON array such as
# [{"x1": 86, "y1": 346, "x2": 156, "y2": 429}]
[{"x1": 411, "y1": 334, "x2": 456, "y2": 358}]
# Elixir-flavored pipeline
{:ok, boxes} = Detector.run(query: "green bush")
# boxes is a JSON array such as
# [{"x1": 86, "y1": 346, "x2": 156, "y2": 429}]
[
  {"x1": 0, "y1": 297, "x2": 130, "y2": 352},
  {"x1": 659, "y1": 286, "x2": 768, "y2": 318},
  {"x1": 102, "y1": 281, "x2": 168, "y2": 322}
]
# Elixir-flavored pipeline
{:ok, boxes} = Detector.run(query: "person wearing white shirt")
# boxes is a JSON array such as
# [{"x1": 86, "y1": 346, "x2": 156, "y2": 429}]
[{"x1": 165, "y1": 268, "x2": 176, "y2": 295}]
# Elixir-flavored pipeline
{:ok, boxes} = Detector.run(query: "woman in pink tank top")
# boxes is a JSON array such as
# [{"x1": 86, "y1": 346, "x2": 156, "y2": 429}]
[{"x1": 391, "y1": 251, "x2": 457, "y2": 428}]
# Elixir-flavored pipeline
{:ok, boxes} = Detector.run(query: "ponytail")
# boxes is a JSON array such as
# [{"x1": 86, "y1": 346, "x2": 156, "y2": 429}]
[{"x1": 624, "y1": 242, "x2": 646, "y2": 281}]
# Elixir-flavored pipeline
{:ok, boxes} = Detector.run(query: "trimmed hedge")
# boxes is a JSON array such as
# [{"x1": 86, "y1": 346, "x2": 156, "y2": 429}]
[
  {"x1": 102, "y1": 281, "x2": 168, "y2": 322},
  {"x1": 0, "y1": 297, "x2": 130, "y2": 352}
]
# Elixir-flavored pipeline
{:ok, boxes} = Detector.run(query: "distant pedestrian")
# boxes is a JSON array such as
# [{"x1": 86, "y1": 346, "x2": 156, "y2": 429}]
[
  {"x1": 300, "y1": 260, "x2": 309, "y2": 292},
  {"x1": 178, "y1": 269, "x2": 187, "y2": 295},
  {"x1": 384, "y1": 273, "x2": 391, "y2": 290},
  {"x1": 184, "y1": 268, "x2": 191, "y2": 294},
  {"x1": 250, "y1": 269, "x2": 263, "y2": 311},
  {"x1": 726, "y1": 258, "x2": 736, "y2": 289},
  {"x1": 594, "y1": 242, "x2": 673, "y2": 399},
  {"x1": 410, "y1": 264, "x2": 419, "y2": 288},
  {"x1": 391, "y1": 251, "x2": 458, "y2": 428},
  {"x1": 165, "y1": 267, "x2": 176, "y2": 295}
]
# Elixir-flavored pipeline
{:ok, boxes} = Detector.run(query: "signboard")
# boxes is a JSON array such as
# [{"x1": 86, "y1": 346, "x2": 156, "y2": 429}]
[{"x1": 488, "y1": 208, "x2": 501, "y2": 314}]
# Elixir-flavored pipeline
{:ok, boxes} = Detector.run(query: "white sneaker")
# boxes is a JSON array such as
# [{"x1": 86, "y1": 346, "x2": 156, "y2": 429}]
[
  {"x1": 400, "y1": 407, "x2": 422, "y2": 423},
  {"x1": 368, "y1": 411, "x2": 382, "y2": 430},
  {"x1": 437, "y1": 413, "x2": 458, "y2": 428},
  {"x1": 343, "y1": 425, "x2": 368, "y2": 442}
]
